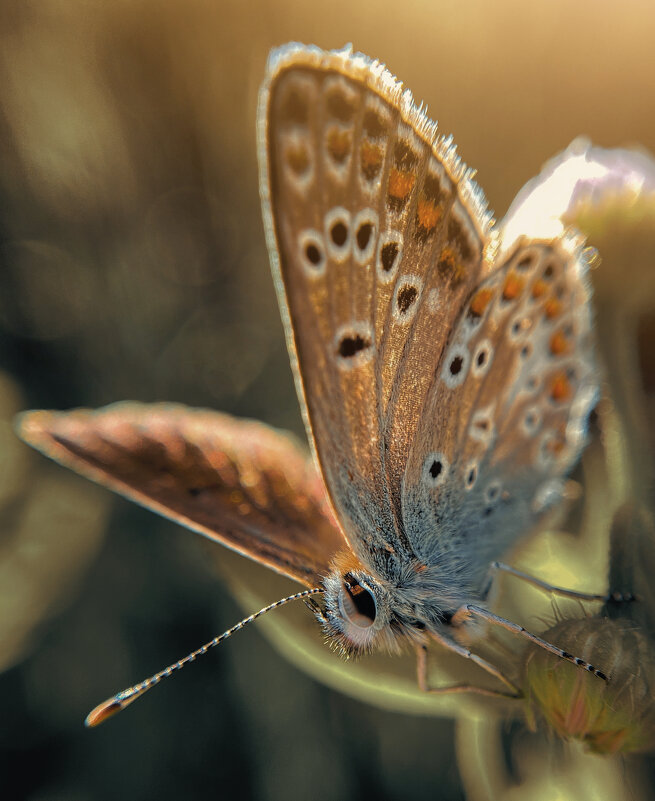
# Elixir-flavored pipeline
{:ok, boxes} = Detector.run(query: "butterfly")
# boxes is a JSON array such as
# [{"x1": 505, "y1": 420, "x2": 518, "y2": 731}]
[{"x1": 17, "y1": 43, "x2": 612, "y2": 723}]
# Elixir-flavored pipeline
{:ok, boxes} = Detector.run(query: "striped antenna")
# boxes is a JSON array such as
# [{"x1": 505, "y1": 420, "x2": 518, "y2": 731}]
[{"x1": 85, "y1": 587, "x2": 324, "y2": 727}]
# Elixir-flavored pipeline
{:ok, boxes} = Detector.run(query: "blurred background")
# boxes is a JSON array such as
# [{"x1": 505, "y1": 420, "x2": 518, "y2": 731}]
[{"x1": 1, "y1": 1, "x2": 654, "y2": 799}]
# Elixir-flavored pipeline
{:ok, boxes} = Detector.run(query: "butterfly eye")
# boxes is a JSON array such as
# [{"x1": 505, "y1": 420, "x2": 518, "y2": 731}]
[{"x1": 338, "y1": 578, "x2": 377, "y2": 629}]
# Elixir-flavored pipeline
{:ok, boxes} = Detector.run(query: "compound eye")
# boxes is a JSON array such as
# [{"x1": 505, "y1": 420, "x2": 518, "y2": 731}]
[{"x1": 338, "y1": 577, "x2": 377, "y2": 630}]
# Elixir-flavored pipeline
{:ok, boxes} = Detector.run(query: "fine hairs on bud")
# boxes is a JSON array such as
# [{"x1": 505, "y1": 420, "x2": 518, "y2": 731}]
[
  {"x1": 85, "y1": 587, "x2": 324, "y2": 727},
  {"x1": 523, "y1": 616, "x2": 655, "y2": 755}
]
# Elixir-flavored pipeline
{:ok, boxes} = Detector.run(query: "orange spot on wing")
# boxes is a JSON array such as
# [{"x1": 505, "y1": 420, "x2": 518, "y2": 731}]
[
  {"x1": 549, "y1": 329, "x2": 571, "y2": 356},
  {"x1": 286, "y1": 144, "x2": 310, "y2": 175},
  {"x1": 416, "y1": 197, "x2": 442, "y2": 233},
  {"x1": 469, "y1": 287, "x2": 494, "y2": 317},
  {"x1": 454, "y1": 264, "x2": 467, "y2": 283},
  {"x1": 550, "y1": 372, "x2": 572, "y2": 402},
  {"x1": 360, "y1": 140, "x2": 383, "y2": 179},
  {"x1": 502, "y1": 272, "x2": 525, "y2": 301},
  {"x1": 545, "y1": 297, "x2": 563, "y2": 319},
  {"x1": 531, "y1": 279, "x2": 548, "y2": 299},
  {"x1": 438, "y1": 246, "x2": 466, "y2": 283},
  {"x1": 327, "y1": 128, "x2": 351, "y2": 164},
  {"x1": 416, "y1": 197, "x2": 442, "y2": 232},
  {"x1": 388, "y1": 168, "x2": 416, "y2": 200},
  {"x1": 438, "y1": 247, "x2": 455, "y2": 275}
]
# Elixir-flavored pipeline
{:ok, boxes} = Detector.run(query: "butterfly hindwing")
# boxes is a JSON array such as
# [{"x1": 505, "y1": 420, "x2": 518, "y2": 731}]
[
  {"x1": 260, "y1": 45, "x2": 494, "y2": 568},
  {"x1": 17, "y1": 403, "x2": 344, "y2": 587},
  {"x1": 403, "y1": 235, "x2": 597, "y2": 584}
]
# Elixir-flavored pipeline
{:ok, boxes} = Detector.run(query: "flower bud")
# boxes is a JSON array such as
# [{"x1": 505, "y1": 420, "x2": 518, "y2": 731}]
[{"x1": 524, "y1": 617, "x2": 655, "y2": 754}]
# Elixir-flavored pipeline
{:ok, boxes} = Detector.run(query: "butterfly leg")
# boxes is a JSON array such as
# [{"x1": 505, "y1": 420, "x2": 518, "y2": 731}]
[
  {"x1": 415, "y1": 645, "x2": 520, "y2": 699},
  {"x1": 490, "y1": 561, "x2": 636, "y2": 603},
  {"x1": 463, "y1": 604, "x2": 609, "y2": 680},
  {"x1": 421, "y1": 631, "x2": 521, "y2": 696}
]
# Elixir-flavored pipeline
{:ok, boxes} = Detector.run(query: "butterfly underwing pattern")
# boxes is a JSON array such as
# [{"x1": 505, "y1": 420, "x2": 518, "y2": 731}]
[
  {"x1": 18, "y1": 44, "x2": 604, "y2": 706},
  {"x1": 259, "y1": 44, "x2": 597, "y2": 658}
]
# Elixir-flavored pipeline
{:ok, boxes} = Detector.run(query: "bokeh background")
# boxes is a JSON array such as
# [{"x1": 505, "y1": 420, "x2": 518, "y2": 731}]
[{"x1": 1, "y1": 1, "x2": 655, "y2": 800}]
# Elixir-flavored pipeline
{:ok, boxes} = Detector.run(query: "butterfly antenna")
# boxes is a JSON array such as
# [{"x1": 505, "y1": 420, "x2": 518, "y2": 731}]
[{"x1": 85, "y1": 587, "x2": 324, "y2": 727}]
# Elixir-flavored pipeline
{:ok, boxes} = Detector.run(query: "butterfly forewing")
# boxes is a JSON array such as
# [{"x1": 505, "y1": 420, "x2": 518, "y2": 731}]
[
  {"x1": 17, "y1": 403, "x2": 344, "y2": 587},
  {"x1": 260, "y1": 45, "x2": 494, "y2": 565}
]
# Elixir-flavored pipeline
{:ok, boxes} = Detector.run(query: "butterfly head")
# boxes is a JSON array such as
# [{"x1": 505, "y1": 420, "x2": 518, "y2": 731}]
[{"x1": 317, "y1": 551, "x2": 402, "y2": 656}]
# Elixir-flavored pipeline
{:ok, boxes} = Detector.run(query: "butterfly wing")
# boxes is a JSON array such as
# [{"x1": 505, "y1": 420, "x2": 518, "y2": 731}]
[
  {"x1": 16, "y1": 403, "x2": 345, "y2": 587},
  {"x1": 403, "y1": 234, "x2": 597, "y2": 592},
  {"x1": 259, "y1": 44, "x2": 495, "y2": 567}
]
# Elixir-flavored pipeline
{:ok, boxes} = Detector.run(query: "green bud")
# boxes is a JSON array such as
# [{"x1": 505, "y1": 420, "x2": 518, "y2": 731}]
[{"x1": 524, "y1": 617, "x2": 655, "y2": 754}]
